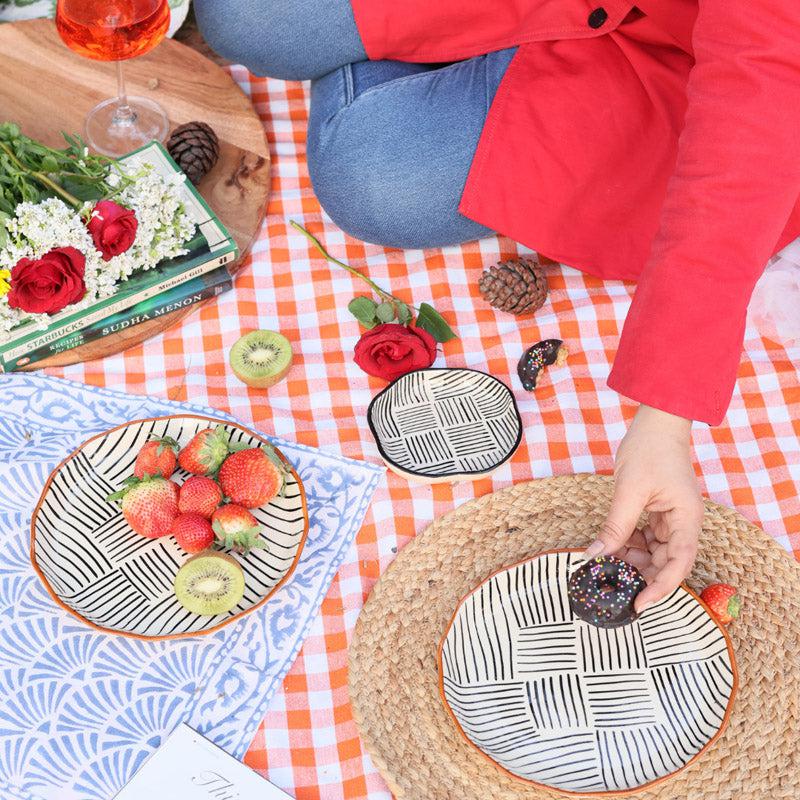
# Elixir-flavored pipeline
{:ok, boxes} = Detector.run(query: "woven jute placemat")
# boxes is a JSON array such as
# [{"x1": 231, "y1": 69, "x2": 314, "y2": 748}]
[{"x1": 349, "y1": 475, "x2": 800, "y2": 800}]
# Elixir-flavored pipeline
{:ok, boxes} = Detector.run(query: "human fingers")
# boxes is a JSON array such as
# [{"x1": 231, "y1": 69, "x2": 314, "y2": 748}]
[
  {"x1": 583, "y1": 487, "x2": 646, "y2": 560},
  {"x1": 634, "y1": 525, "x2": 698, "y2": 612},
  {"x1": 618, "y1": 546, "x2": 651, "y2": 572},
  {"x1": 625, "y1": 529, "x2": 649, "y2": 551}
]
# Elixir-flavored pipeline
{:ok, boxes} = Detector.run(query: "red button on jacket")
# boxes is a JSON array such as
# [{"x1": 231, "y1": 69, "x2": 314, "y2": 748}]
[{"x1": 351, "y1": 0, "x2": 800, "y2": 424}]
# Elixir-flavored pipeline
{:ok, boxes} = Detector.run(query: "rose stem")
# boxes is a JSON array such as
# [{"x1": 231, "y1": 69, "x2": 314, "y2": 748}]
[
  {"x1": 290, "y1": 220, "x2": 402, "y2": 306},
  {"x1": 0, "y1": 140, "x2": 82, "y2": 210}
]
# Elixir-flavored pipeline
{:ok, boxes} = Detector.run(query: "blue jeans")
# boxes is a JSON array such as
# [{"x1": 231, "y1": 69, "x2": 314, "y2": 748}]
[{"x1": 194, "y1": 0, "x2": 515, "y2": 248}]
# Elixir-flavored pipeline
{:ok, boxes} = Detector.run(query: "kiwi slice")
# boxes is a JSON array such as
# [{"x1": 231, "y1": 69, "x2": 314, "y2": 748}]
[
  {"x1": 230, "y1": 330, "x2": 293, "y2": 389},
  {"x1": 174, "y1": 551, "x2": 245, "y2": 615}
]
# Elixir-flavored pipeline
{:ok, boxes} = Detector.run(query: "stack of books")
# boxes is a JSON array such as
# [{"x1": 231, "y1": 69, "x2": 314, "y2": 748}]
[{"x1": 0, "y1": 143, "x2": 237, "y2": 371}]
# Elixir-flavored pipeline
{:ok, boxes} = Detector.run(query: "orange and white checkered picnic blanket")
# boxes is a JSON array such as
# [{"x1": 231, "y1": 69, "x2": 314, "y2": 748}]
[{"x1": 48, "y1": 68, "x2": 800, "y2": 800}]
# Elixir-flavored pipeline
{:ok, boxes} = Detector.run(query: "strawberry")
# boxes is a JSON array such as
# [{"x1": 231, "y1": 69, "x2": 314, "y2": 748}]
[
  {"x1": 700, "y1": 583, "x2": 741, "y2": 625},
  {"x1": 218, "y1": 447, "x2": 286, "y2": 508},
  {"x1": 107, "y1": 476, "x2": 179, "y2": 539},
  {"x1": 178, "y1": 426, "x2": 230, "y2": 475},
  {"x1": 212, "y1": 504, "x2": 266, "y2": 554},
  {"x1": 178, "y1": 476, "x2": 223, "y2": 519},
  {"x1": 133, "y1": 436, "x2": 180, "y2": 479},
  {"x1": 171, "y1": 513, "x2": 215, "y2": 554}
]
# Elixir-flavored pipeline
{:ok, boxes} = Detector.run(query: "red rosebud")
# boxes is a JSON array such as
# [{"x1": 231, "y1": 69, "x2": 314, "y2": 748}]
[
  {"x1": 87, "y1": 200, "x2": 138, "y2": 261},
  {"x1": 7, "y1": 247, "x2": 86, "y2": 315},
  {"x1": 353, "y1": 323, "x2": 437, "y2": 381}
]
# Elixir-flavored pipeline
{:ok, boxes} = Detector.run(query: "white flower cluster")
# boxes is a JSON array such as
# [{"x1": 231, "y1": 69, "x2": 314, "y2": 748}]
[{"x1": 0, "y1": 165, "x2": 196, "y2": 335}]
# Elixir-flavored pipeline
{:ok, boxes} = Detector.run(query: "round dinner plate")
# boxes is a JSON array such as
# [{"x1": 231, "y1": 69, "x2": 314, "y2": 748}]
[
  {"x1": 31, "y1": 415, "x2": 309, "y2": 640},
  {"x1": 367, "y1": 368, "x2": 522, "y2": 483},
  {"x1": 438, "y1": 550, "x2": 737, "y2": 796}
]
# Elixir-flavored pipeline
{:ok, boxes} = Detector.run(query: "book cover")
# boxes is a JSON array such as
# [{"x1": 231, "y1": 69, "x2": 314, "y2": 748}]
[
  {"x1": 113, "y1": 724, "x2": 293, "y2": 800},
  {"x1": 0, "y1": 141, "x2": 237, "y2": 355},
  {"x1": 0, "y1": 249, "x2": 234, "y2": 366},
  {"x1": 3, "y1": 265, "x2": 232, "y2": 371}
]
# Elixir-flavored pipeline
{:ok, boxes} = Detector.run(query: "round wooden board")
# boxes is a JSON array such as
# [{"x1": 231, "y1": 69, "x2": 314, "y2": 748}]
[{"x1": 0, "y1": 19, "x2": 270, "y2": 369}]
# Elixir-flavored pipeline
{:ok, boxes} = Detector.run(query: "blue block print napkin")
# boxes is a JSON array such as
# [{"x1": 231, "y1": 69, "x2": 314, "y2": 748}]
[{"x1": 0, "y1": 374, "x2": 383, "y2": 800}]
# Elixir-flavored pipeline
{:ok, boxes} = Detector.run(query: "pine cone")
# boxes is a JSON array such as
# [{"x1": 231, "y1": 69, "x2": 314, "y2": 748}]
[
  {"x1": 478, "y1": 256, "x2": 549, "y2": 315},
  {"x1": 167, "y1": 121, "x2": 220, "y2": 185}
]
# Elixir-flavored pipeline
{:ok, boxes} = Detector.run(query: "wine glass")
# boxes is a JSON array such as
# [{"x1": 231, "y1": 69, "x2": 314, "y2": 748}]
[{"x1": 55, "y1": 0, "x2": 171, "y2": 157}]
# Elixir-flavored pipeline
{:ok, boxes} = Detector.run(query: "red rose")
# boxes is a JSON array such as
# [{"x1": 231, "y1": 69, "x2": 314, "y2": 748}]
[
  {"x1": 7, "y1": 247, "x2": 86, "y2": 315},
  {"x1": 354, "y1": 323, "x2": 437, "y2": 381},
  {"x1": 87, "y1": 200, "x2": 138, "y2": 261}
]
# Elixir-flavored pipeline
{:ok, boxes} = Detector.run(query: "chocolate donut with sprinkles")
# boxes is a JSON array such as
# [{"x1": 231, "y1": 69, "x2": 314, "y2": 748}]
[{"x1": 568, "y1": 555, "x2": 647, "y2": 628}]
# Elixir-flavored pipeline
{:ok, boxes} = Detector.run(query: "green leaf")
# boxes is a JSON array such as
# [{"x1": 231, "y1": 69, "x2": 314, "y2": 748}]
[
  {"x1": 60, "y1": 174, "x2": 105, "y2": 202},
  {"x1": 19, "y1": 182, "x2": 39, "y2": 203},
  {"x1": 0, "y1": 123, "x2": 20, "y2": 140},
  {"x1": 375, "y1": 301, "x2": 396, "y2": 323},
  {"x1": 151, "y1": 435, "x2": 179, "y2": 456},
  {"x1": 396, "y1": 302, "x2": 412, "y2": 325},
  {"x1": 105, "y1": 477, "x2": 138, "y2": 502},
  {"x1": 61, "y1": 131, "x2": 82, "y2": 151},
  {"x1": 40, "y1": 155, "x2": 59, "y2": 174},
  {"x1": 415, "y1": 303, "x2": 458, "y2": 343},
  {"x1": 261, "y1": 444, "x2": 287, "y2": 472},
  {"x1": 348, "y1": 296, "x2": 378, "y2": 329}
]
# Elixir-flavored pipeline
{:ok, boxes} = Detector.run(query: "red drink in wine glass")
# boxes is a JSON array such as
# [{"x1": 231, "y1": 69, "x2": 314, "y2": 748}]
[
  {"x1": 56, "y1": 0, "x2": 170, "y2": 61},
  {"x1": 56, "y1": 0, "x2": 172, "y2": 155}
]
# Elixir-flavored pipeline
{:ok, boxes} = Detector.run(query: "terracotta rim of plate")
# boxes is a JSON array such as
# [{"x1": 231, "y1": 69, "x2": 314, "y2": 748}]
[
  {"x1": 436, "y1": 547, "x2": 739, "y2": 797},
  {"x1": 366, "y1": 367, "x2": 524, "y2": 482},
  {"x1": 30, "y1": 413, "x2": 310, "y2": 641}
]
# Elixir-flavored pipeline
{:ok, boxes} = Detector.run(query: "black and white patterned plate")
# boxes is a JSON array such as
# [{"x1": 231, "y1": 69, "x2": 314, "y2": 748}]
[
  {"x1": 31, "y1": 415, "x2": 309, "y2": 639},
  {"x1": 438, "y1": 550, "x2": 737, "y2": 795},
  {"x1": 367, "y1": 368, "x2": 522, "y2": 483}
]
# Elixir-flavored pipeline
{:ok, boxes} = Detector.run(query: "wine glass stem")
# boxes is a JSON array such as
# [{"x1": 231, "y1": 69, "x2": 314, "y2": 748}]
[{"x1": 113, "y1": 61, "x2": 137, "y2": 127}]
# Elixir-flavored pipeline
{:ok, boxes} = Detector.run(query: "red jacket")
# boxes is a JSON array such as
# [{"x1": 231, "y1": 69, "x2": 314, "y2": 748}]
[{"x1": 351, "y1": 0, "x2": 800, "y2": 424}]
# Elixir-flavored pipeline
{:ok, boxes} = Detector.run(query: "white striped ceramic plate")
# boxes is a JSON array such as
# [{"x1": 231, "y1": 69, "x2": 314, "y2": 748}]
[
  {"x1": 438, "y1": 550, "x2": 737, "y2": 796},
  {"x1": 367, "y1": 368, "x2": 522, "y2": 483},
  {"x1": 31, "y1": 415, "x2": 308, "y2": 640}
]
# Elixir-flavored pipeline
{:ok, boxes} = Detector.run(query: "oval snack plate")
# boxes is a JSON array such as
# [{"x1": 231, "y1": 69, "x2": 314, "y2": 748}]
[
  {"x1": 438, "y1": 550, "x2": 737, "y2": 796},
  {"x1": 31, "y1": 415, "x2": 309, "y2": 640},
  {"x1": 367, "y1": 368, "x2": 523, "y2": 484}
]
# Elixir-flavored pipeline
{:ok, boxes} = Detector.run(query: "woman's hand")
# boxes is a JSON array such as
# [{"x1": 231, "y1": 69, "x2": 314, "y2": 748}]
[{"x1": 583, "y1": 405, "x2": 704, "y2": 612}]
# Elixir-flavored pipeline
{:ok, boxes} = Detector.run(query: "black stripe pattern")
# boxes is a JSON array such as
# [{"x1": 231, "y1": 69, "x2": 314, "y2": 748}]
[
  {"x1": 368, "y1": 369, "x2": 521, "y2": 478},
  {"x1": 32, "y1": 416, "x2": 307, "y2": 637},
  {"x1": 441, "y1": 552, "x2": 735, "y2": 792}
]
